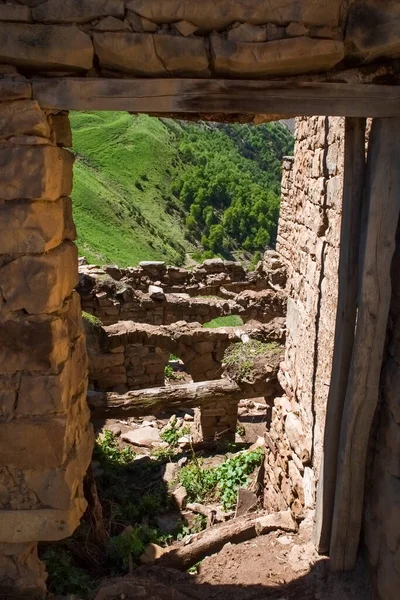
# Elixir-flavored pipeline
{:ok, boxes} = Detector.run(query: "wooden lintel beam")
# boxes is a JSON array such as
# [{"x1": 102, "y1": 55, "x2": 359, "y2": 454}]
[
  {"x1": 32, "y1": 78, "x2": 400, "y2": 117},
  {"x1": 315, "y1": 117, "x2": 366, "y2": 554},
  {"x1": 87, "y1": 377, "x2": 272, "y2": 418},
  {"x1": 329, "y1": 117, "x2": 400, "y2": 571}
]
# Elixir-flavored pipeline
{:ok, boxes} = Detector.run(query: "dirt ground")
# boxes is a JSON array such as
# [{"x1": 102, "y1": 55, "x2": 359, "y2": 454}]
[{"x1": 93, "y1": 514, "x2": 371, "y2": 600}]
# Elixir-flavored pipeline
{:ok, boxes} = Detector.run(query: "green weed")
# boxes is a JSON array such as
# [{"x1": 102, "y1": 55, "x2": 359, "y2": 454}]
[
  {"x1": 42, "y1": 549, "x2": 94, "y2": 597},
  {"x1": 179, "y1": 448, "x2": 264, "y2": 510}
]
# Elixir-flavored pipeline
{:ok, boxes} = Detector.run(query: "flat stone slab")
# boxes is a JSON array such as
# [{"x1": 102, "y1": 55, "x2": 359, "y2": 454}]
[{"x1": 121, "y1": 426, "x2": 161, "y2": 447}]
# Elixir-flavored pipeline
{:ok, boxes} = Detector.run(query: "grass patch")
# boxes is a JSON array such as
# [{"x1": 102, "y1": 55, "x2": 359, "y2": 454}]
[
  {"x1": 223, "y1": 340, "x2": 281, "y2": 381},
  {"x1": 203, "y1": 315, "x2": 244, "y2": 328}
]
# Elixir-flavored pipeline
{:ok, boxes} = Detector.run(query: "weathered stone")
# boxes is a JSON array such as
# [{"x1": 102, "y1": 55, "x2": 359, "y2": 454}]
[
  {"x1": 173, "y1": 20, "x2": 199, "y2": 37},
  {"x1": 0, "y1": 23, "x2": 93, "y2": 71},
  {"x1": 227, "y1": 23, "x2": 267, "y2": 43},
  {"x1": 0, "y1": 197, "x2": 75, "y2": 254},
  {"x1": 149, "y1": 284, "x2": 165, "y2": 300},
  {"x1": 0, "y1": 416, "x2": 73, "y2": 470},
  {"x1": 0, "y1": 542, "x2": 46, "y2": 597},
  {"x1": 346, "y1": 0, "x2": 400, "y2": 63},
  {"x1": 255, "y1": 510, "x2": 298, "y2": 535},
  {"x1": 0, "y1": 4, "x2": 31, "y2": 22},
  {"x1": 32, "y1": 0, "x2": 125, "y2": 23},
  {"x1": 0, "y1": 494, "x2": 87, "y2": 543},
  {"x1": 0, "y1": 314, "x2": 70, "y2": 374},
  {"x1": 93, "y1": 16, "x2": 131, "y2": 32},
  {"x1": 126, "y1": 0, "x2": 340, "y2": 29},
  {"x1": 212, "y1": 37, "x2": 344, "y2": 77},
  {"x1": 286, "y1": 22, "x2": 310, "y2": 37},
  {"x1": 126, "y1": 11, "x2": 158, "y2": 32},
  {"x1": 24, "y1": 426, "x2": 94, "y2": 510},
  {"x1": 266, "y1": 23, "x2": 285, "y2": 41},
  {"x1": 285, "y1": 412, "x2": 311, "y2": 463},
  {"x1": 0, "y1": 242, "x2": 78, "y2": 314},
  {"x1": 171, "y1": 485, "x2": 187, "y2": 508},
  {"x1": 94, "y1": 32, "x2": 165, "y2": 75},
  {"x1": 139, "y1": 543, "x2": 166, "y2": 564},
  {"x1": 154, "y1": 35, "x2": 210, "y2": 76},
  {"x1": 0, "y1": 145, "x2": 74, "y2": 201},
  {"x1": 17, "y1": 344, "x2": 87, "y2": 416},
  {"x1": 0, "y1": 78, "x2": 31, "y2": 101},
  {"x1": 122, "y1": 426, "x2": 161, "y2": 447}
]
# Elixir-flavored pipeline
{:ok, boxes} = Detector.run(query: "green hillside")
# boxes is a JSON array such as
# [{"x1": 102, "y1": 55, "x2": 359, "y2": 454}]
[{"x1": 70, "y1": 113, "x2": 293, "y2": 266}]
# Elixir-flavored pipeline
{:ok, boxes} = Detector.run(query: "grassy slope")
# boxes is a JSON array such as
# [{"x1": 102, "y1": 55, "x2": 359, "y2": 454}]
[
  {"x1": 71, "y1": 112, "x2": 188, "y2": 266},
  {"x1": 71, "y1": 112, "x2": 293, "y2": 267}
]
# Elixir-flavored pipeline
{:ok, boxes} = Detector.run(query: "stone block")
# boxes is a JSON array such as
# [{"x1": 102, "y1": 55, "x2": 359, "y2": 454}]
[
  {"x1": 346, "y1": 0, "x2": 400, "y2": 62},
  {"x1": 32, "y1": 0, "x2": 125, "y2": 23},
  {"x1": 0, "y1": 4, "x2": 31, "y2": 22},
  {"x1": 0, "y1": 542, "x2": 46, "y2": 597},
  {"x1": 0, "y1": 145, "x2": 74, "y2": 201},
  {"x1": 0, "y1": 313, "x2": 70, "y2": 374},
  {"x1": 24, "y1": 425, "x2": 94, "y2": 510},
  {"x1": 93, "y1": 16, "x2": 131, "y2": 32},
  {"x1": 127, "y1": 11, "x2": 158, "y2": 32},
  {"x1": 0, "y1": 416, "x2": 74, "y2": 470},
  {"x1": 126, "y1": 0, "x2": 340, "y2": 29},
  {"x1": 227, "y1": 23, "x2": 267, "y2": 43},
  {"x1": 0, "y1": 493, "x2": 87, "y2": 543},
  {"x1": 0, "y1": 197, "x2": 76, "y2": 254},
  {"x1": 16, "y1": 337, "x2": 87, "y2": 416},
  {"x1": 0, "y1": 78, "x2": 31, "y2": 101},
  {"x1": 94, "y1": 32, "x2": 165, "y2": 75},
  {"x1": 0, "y1": 23, "x2": 93, "y2": 71},
  {"x1": 285, "y1": 412, "x2": 311, "y2": 464},
  {"x1": 0, "y1": 100, "x2": 49, "y2": 140},
  {"x1": 211, "y1": 36, "x2": 344, "y2": 77},
  {"x1": 0, "y1": 242, "x2": 78, "y2": 314}
]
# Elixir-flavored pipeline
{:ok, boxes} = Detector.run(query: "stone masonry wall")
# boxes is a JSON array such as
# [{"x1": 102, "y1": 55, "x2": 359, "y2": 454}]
[
  {"x1": 264, "y1": 116, "x2": 344, "y2": 518},
  {"x1": 0, "y1": 97, "x2": 93, "y2": 594},
  {"x1": 364, "y1": 216, "x2": 400, "y2": 600},
  {"x1": 1, "y1": 1, "x2": 400, "y2": 84},
  {"x1": 77, "y1": 261, "x2": 286, "y2": 327},
  {"x1": 1, "y1": 0, "x2": 399, "y2": 89}
]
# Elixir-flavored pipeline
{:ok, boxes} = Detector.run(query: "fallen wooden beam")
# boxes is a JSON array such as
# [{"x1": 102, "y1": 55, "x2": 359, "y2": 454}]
[
  {"x1": 315, "y1": 117, "x2": 366, "y2": 554},
  {"x1": 87, "y1": 377, "x2": 276, "y2": 418},
  {"x1": 329, "y1": 117, "x2": 400, "y2": 571},
  {"x1": 159, "y1": 510, "x2": 297, "y2": 570},
  {"x1": 32, "y1": 78, "x2": 400, "y2": 117}
]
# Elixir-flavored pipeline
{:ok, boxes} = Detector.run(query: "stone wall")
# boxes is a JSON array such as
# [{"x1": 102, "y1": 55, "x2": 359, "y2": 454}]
[
  {"x1": 86, "y1": 320, "x2": 283, "y2": 393},
  {"x1": 264, "y1": 116, "x2": 344, "y2": 518},
  {"x1": 1, "y1": 1, "x2": 399, "y2": 82},
  {"x1": 0, "y1": 97, "x2": 93, "y2": 594},
  {"x1": 77, "y1": 258, "x2": 286, "y2": 327},
  {"x1": 364, "y1": 216, "x2": 400, "y2": 600}
]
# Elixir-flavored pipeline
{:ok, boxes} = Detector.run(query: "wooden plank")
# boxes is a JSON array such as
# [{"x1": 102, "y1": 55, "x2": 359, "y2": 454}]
[
  {"x1": 87, "y1": 377, "x2": 271, "y2": 418},
  {"x1": 329, "y1": 117, "x2": 400, "y2": 571},
  {"x1": 314, "y1": 118, "x2": 366, "y2": 554},
  {"x1": 32, "y1": 78, "x2": 400, "y2": 117}
]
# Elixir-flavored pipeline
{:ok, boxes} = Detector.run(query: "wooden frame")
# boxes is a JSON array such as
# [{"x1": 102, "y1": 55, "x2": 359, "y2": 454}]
[{"x1": 32, "y1": 78, "x2": 400, "y2": 117}]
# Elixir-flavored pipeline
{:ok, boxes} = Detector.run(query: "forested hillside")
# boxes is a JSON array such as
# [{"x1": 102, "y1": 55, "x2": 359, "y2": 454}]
[{"x1": 71, "y1": 113, "x2": 293, "y2": 266}]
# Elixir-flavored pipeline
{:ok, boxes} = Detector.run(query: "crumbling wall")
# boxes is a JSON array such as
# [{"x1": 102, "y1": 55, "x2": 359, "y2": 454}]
[
  {"x1": 0, "y1": 97, "x2": 93, "y2": 594},
  {"x1": 364, "y1": 217, "x2": 400, "y2": 600},
  {"x1": 264, "y1": 116, "x2": 344, "y2": 517}
]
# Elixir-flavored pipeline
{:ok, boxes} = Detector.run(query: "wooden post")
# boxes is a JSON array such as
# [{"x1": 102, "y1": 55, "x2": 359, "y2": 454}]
[
  {"x1": 314, "y1": 118, "x2": 366, "y2": 553},
  {"x1": 330, "y1": 118, "x2": 400, "y2": 571}
]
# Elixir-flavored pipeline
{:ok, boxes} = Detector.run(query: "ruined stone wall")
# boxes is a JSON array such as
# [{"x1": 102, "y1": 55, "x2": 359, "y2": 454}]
[
  {"x1": 364, "y1": 217, "x2": 400, "y2": 600},
  {"x1": 77, "y1": 259, "x2": 287, "y2": 327},
  {"x1": 264, "y1": 116, "x2": 344, "y2": 517},
  {"x1": 0, "y1": 96, "x2": 93, "y2": 593},
  {"x1": 1, "y1": 1, "x2": 399, "y2": 83}
]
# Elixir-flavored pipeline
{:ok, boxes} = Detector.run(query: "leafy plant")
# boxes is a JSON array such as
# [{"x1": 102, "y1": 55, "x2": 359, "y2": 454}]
[
  {"x1": 42, "y1": 549, "x2": 94, "y2": 596},
  {"x1": 179, "y1": 448, "x2": 264, "y2": 510},
  {"x1": 94, "y1": 429, "x2": 136, "y2": 468},
  {"x1": 164, "y1": 364, "x2": 175, "y2": 379},
  {"x1": 160, "y1": 417, "x2": 190, "y2": 447}
]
